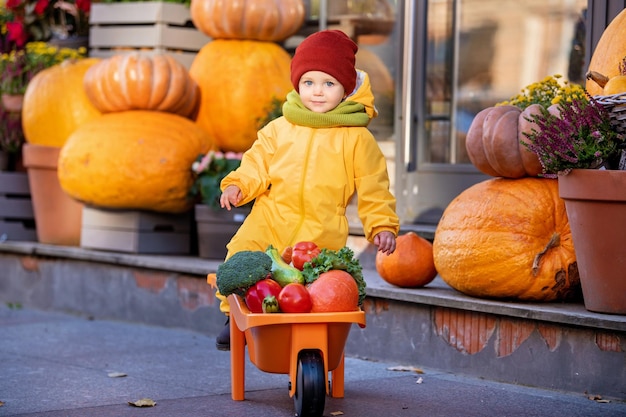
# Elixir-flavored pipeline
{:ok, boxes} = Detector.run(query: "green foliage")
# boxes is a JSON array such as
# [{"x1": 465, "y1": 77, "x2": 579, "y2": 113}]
[
  {"x1": 257, "y1": 96, "x2": 284, "y2": 129},
  {"x1": 190, "y1": 151, "x2": 245, "y2": 210},
  {"x1": 302, "y1": 247, "x2": 367, "y2": 305}
]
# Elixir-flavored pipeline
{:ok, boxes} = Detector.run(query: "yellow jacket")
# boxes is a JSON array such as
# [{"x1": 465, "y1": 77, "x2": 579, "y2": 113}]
[{"x1": 221, "y1": 71, "x2": 399, "y2": 258}]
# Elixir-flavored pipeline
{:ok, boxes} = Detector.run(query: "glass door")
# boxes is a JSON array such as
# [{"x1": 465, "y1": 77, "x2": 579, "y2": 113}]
[{"x1": 397, "y1": 0, "x2": 587, "y2": 230}]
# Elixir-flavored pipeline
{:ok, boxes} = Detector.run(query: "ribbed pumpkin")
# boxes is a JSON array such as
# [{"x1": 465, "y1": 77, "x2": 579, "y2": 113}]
[
  {"x1": 586, "y1": 8, "x2": 626, "y2": 96},
  {"x1": 465, "y1": 105, "x2": 543, "y2": 178},
  {"x1": 58, "y1": 110, "x2": 214, "y2": 213},
  {"x1": 83, "y1": 53, "x2": 200, "y2": 119},
  {"x1": 433, "y1": 178, "x2": 580, "y2": 301},
  {"x1": 190, "y1": 0, "x2": 305, "y2": 42},
  {"x1": 189, "y1": 39, "x2": 292, "y2": 152},
  {"x1": 22, "y1": 58, "x2": 101, "y2": 147},
  {"x1": 375, "y1": 232, "x2": 437, "y2": 288}
]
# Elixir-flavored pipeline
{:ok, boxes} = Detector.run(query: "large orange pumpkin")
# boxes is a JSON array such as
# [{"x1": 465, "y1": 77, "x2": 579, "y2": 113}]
[
  {"x1": 22, "y1": 58, "x2": 101, "y2": 147},
  {"x1": 189, "y1": 39, "x2": 292, "y2": 152},
  {"x1": 433, "y1": 178, "x2": 580, "y2": 301},
  {"x1": 375, "y1": 232, "x2": 437, "y2": 288},
  {"x1": 58, "y1": 110, "x2": 214, "y2": 213},
  {"x1": 190, "y1": 0, "x2": 305, "y2": 42},
  {"x1": 83, "y1": 53, "x2": 200, "y2": 118},
  {"x1": 465, "y1": 105, "x2": 543, "y2": 178},
  {"x1": 586, "y1": 8, "x2": 626, "y2": 96}
]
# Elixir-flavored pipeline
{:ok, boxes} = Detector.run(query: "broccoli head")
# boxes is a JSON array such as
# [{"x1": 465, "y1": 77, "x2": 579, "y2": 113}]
[{"x1": 216, "y1": 250, "x2": 273, "y2": 297}]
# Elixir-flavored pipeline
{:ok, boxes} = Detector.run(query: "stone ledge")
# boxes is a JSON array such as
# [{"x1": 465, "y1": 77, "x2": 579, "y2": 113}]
[{"x1": 2, "y1": 241, "x2": 624, "y2": 333}]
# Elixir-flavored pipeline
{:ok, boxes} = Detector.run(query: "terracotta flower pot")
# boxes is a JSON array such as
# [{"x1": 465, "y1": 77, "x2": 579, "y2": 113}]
[
  {"x1": 558, "y1": 169, "x2": 626, "y2": 314},
  {"x1": 22, "y1": 143, "x2": 83, "y2": 246},
  {"x1": 1, "y1": 93, "x2": 24, "y2": 112}
]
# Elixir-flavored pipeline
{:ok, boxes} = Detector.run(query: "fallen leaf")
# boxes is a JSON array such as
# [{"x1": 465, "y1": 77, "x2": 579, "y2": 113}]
[
  {"x1": 107, "y1": 372, "x2": 127, "y2": 378},
  {"x1": 128, "y1": 398, "x2": 157, "y2": 407},
  {"x1": 588, "y1": 395, "x2": 610, "y2": 403},
  {"x1": 0, "y1": 400, "x2": 4, "y2": 407},
  {"x1": 387, "y1": 365, "x2": 424, "y2": 374},
  {"x1": 330, "y1": 412, "x2": 344, "y2": 416}
]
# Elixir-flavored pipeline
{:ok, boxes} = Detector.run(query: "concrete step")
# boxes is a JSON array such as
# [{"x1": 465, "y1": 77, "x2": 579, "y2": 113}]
[{"x1": 0, "y1": 241, "x2": 624, "y2": 401}]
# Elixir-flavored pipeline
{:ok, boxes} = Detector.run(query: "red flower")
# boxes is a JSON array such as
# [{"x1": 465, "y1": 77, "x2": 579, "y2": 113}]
[
  {"x1": 76, "y1": 0, "x2": 91, "y2": 14},
  {"x1": 6, "y1": 0, "x2": 23, "y2": 9},
  {"x1": 6, "y1": 21, "x2": 28, "y2": 47},
  {"x1": 34, "y1": 0, "x2": 50, "y2": 15}
]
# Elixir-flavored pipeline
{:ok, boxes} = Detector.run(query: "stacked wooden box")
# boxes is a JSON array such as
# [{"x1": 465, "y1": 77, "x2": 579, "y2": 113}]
[
  {"x1": 81, "y1": 207, "x2": 191, "y2": 254},
  {"x1": 0, "y1": 172, "x2": 37, "y2": 241},
  {"x1": 88, "y1": 1, "x2": 211, "y2": 69}
]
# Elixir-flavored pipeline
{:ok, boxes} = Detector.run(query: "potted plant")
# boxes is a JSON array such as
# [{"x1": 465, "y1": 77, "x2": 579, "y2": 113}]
[
  {"x1": 190, "y1": 150, "x2": 252, "y2": 259},
  {"x1": 2, "y1": 0, "x2": 91, "y2": 47},
  {"x1": 522, "y1": 90, "x2": 626, "y2": 314},
  {"x1": 1, "y1": 41, "x2": 84, "y2": 107},
  {"x1": 0, "y1": 41, "x2": 86, "y2": 167},
  {"x1": 189, "y1": 97, "x2": 282, "y2": 258},
  {"x1": 0, "y1": 41, "x2": 86, "y2": 173}
]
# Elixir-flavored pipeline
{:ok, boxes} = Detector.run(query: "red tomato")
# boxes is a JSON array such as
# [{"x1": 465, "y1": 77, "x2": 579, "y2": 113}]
[
  {"x1": 278, "y1": 283, "x2": 313, "y2": 313},
  {"x1": 292, "y1": 241, "x2": 321, "y2": 270},
  {"x1": 244, "y1": 278, "x2": 282, "y2": 313}
]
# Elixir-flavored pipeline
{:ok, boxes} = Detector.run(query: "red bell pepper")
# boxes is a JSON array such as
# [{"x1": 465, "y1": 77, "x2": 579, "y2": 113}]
[{"x1": 244, "y1": 278, "x2": 282, "y2": 313}]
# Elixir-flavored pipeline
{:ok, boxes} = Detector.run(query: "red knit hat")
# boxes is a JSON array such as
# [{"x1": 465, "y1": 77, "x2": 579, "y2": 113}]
[{"x1": 290, "y1": 30, "x2": 358, "y2": 94}]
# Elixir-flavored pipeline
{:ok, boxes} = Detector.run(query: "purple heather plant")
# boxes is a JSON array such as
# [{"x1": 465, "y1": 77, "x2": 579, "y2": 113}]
[{"x1": 522, "y1": 94, "x2": 625, "y2": 178}]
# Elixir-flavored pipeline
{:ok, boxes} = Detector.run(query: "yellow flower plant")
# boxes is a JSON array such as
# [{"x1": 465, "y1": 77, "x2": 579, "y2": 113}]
[
  {"x1": 498, "y1": 74, "x2": 587, "y2": 110},
  {"x1": 0, "y1": 40, "x2": 85, "y2": 94}
]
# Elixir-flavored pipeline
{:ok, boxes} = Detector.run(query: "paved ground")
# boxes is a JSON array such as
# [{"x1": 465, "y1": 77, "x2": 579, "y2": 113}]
[{"x1": 1, "y1": 305, "x2": 625, "y2": 417}]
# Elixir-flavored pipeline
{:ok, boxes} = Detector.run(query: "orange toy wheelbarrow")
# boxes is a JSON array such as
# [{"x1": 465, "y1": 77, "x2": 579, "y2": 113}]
[{"x1": 227, "y1": 293, "x2": 366, "y2": 417}]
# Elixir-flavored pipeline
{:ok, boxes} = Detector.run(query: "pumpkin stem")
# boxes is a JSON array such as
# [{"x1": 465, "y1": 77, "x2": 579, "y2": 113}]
[
  {"x1": 585, "y1": 71, "x2": 609, "y2": 88},
  {"x1": 532, "y1": 233, "x2": 561, "y2": 276}
]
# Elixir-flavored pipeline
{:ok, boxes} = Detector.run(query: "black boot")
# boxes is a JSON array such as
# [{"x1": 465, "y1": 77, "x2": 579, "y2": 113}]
[{"x1": 215, "y1": 318, "x2": 230, "y2": 351}]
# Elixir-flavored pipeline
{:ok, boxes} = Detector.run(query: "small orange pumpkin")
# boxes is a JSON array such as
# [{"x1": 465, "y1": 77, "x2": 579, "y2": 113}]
[
  {"x1": 433, "y1": 177, "x2": 579, "y2": 302},
  {"x1": 586, "y1": 57, "x2": 626, "y2": 95},
  {"x1": 375, "y1": 232, "x2": 437, "y2": 288},
  {"x1": 586, "y1": 8, "x2": 626, "y2": 96},
  {"x1": 190, "y1": 0, "x2": 305, "y2": 42},
  {"x1": 465, "y1": 105, "x2": 543, "y2": 178},
  {"x1": 83, "y1": 53, "x2": 200, "y2": 119}
]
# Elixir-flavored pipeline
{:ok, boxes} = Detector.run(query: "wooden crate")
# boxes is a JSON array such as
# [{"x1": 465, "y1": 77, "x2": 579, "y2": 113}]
[
  {"x1": 80, "y1": 207, "x2": 191, "y2": 254},
  {"x1": 88, "y1": 1, "x2": 211, "y2": 69},
  {"x1": 0, "y1": 172, "x2": 37, "y2": 242}
]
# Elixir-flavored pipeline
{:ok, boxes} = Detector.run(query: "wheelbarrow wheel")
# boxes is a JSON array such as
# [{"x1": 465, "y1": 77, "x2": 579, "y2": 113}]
[{"x1": 294, "y1": 350, "x2": 326, "y2": 417}]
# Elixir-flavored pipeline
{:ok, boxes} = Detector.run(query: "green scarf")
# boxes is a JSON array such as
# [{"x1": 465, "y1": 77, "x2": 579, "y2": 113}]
[{"x1": 282, "y1": 90, "x2": 370, "y2": 128}]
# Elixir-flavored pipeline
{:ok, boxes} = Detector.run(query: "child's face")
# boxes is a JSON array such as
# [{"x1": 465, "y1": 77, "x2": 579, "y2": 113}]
[{"x1": 298, "y1": 71, "x2": 346, "y2": 113}]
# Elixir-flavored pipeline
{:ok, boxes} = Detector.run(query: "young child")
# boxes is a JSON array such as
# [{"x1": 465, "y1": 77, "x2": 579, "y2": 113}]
[{"x1": 215, "y1": 30, "x2": 399, "y2": 350}]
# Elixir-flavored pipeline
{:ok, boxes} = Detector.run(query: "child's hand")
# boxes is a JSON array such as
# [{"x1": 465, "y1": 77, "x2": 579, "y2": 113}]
[
  {"x1": 374, "y1": 231, "x2": 396, "y2": 255},
  {"x1": 220, "y1": 185, "x2": 243, "y2": 210}
]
